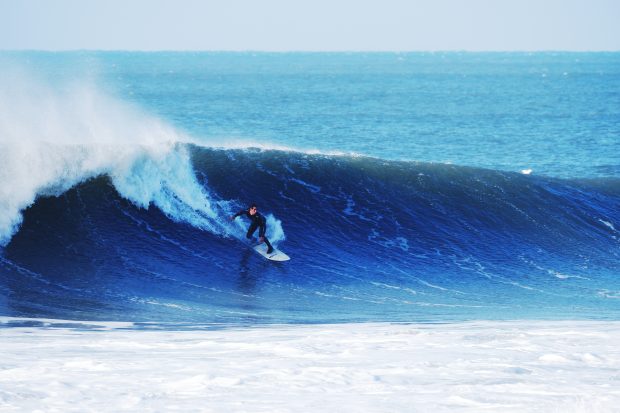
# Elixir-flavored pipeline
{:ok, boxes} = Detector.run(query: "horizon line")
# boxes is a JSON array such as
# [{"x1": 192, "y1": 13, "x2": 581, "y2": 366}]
[{"x1": 2, "y1": 48, "x2": 619, "y2": 53}]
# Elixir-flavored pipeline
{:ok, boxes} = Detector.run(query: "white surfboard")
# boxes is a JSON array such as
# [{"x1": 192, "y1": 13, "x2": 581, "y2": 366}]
[{"x1": 253, "y1": 243, "x2": 290, "y2": 261}]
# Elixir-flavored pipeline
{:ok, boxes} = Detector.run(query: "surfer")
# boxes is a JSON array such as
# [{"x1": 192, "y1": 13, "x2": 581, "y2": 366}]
[{"x1": 231, "y1": 204, "x2": 274, "y2": 254}]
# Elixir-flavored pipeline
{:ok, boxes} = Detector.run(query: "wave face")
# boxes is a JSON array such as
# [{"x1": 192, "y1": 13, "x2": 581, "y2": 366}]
[{"x1": 2, "y1": 145, "x2": 619, "y2": 323}]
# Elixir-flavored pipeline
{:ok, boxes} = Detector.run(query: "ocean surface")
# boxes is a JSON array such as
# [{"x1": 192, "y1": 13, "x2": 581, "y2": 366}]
[{"x1": 0, "y1": 51, "x2": 619, "y2": 324}]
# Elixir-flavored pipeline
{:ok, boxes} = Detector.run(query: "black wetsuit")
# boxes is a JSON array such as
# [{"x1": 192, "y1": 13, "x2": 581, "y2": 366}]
[{"x1": 233, "y1": 209, "x2": 274, "y2": 252}]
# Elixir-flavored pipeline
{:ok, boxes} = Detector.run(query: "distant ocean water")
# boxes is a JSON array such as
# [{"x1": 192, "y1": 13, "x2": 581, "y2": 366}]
[{"x1": 0, "y1": 51, "x2": 618, "y2": 323}]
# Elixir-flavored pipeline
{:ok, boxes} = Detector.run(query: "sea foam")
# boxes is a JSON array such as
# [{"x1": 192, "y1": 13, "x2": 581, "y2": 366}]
[{"x1": 1, "y1": 318, "x2": 618, "y2": 413}]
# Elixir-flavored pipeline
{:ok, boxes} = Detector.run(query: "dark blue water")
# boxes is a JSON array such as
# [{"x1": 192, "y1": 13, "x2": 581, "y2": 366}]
[{"x1": 0, "y1": 52, "x2": 619, "y2": 323}]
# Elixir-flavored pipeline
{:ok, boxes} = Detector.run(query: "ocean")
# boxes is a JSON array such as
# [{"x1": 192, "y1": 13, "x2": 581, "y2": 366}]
[
  {"x1": 0, "y1": 51, "x2": 619, "y2": 324},
  {"x1": 1, "y1": 51, "x2": 620, "y2": 412}
]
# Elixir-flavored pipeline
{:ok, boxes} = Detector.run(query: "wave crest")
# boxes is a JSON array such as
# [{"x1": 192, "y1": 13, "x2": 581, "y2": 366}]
[{"x1": 0, "y1": 70, "x2": 285, "y2": 245}]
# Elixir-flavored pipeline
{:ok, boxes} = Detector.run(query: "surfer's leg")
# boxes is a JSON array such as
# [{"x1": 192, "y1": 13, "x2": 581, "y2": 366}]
[
  {"x1": 264, "y1": 237, "x2": 274, "y2": 253},
  {"x1": 246, "y1": 222, "x2": 258, "y2": 239}
]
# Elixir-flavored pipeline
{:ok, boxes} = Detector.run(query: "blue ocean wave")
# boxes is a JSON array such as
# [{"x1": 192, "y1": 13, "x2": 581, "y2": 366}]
[{"x1": 1, "y1": 145, "x2": 619, "y2": 323}]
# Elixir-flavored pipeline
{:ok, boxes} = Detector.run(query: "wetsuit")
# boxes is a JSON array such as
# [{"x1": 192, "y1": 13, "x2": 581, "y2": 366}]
[{"x1": 233, "y1": 209, "x2": 274, "y2": 252}]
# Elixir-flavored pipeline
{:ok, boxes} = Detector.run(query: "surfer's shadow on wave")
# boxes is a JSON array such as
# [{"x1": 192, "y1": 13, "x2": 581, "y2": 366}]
[{"x1": 236, "y1": 249, "x2": 258, "y2": 295}]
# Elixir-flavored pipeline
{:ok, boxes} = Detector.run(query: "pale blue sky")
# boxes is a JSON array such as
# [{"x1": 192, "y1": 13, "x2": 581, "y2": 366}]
[{"x1": 1, "y1": 0, "x2": 619, "y2": 51}]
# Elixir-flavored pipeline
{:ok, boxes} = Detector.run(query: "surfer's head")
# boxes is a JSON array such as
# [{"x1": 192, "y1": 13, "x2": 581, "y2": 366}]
[{"x1": 249, "y1": 204, "x2": 258, "y2": 216}]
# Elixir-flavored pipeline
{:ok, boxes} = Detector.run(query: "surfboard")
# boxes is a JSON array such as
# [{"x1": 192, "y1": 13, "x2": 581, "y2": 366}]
[{"x1": 253, "y1": 243, "x2": 290, "y2": 261}]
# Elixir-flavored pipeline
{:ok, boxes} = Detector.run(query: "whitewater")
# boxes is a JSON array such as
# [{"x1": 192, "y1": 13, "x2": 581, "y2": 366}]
[
  {"x1": 1, "y1": 318, "x2": 619, "y2": 413},
  {"x1": 1, "y1": 52, "x2": 619, "y2": 411}
]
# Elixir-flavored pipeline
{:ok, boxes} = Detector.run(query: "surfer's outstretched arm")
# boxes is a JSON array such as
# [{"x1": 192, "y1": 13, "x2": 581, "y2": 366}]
[{"x1": 231, "y1": 209, "x2": 245, "y2": 220}]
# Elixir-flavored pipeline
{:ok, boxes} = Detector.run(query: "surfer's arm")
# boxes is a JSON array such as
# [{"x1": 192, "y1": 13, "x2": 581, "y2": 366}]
[{"x1": 231, "y1": 210, "x2": 246, "y2": 220}]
